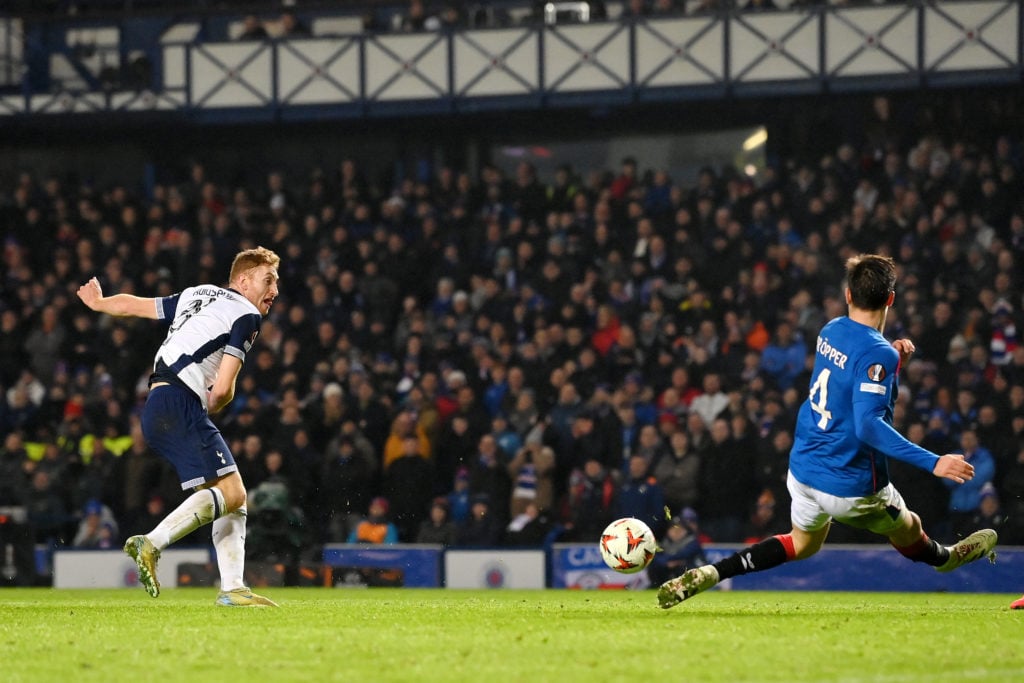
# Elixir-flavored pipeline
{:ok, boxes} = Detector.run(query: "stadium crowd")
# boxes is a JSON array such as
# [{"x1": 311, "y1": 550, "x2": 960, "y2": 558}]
[{"x1": 1, "y1": 92, "x2": 1023, "y2": 576}]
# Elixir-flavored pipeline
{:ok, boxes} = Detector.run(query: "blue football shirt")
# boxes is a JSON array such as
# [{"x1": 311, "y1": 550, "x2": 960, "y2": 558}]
[{"x1": 789, "y1": 316, "x2": 939, "y2": 497}]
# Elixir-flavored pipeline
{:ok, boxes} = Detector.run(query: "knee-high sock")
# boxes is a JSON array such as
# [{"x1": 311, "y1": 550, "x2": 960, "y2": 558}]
[
  {"x1": 212, "y1": 505, "x2": 247, "y2": 591},
  {"x1": 148, "y1": 488, "x2": 224, "y2": 550},
  {"x1": 892, "y1": 533, "x2": 950, "y2": 567},
  {"x1": 713, "y1": 534, "x2": 797, "y2": 580}
]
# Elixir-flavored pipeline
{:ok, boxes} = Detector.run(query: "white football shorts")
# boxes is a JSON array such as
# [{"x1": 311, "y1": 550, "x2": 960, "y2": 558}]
[{"x1": 787, "y1": 470, "x2": 908, "y2": 535}]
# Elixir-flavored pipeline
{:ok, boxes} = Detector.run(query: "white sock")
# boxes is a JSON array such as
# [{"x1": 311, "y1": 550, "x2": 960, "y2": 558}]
[
  {"x1": 212, "y1": 505, "x2": 247, "y2": 591},
  {"x1": 148, "y1": 487, "x2": 225, "y2": 550}
]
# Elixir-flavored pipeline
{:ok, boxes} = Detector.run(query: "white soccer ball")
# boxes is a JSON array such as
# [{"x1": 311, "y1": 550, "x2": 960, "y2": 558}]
[{"x1": 599, "y1": 517, "x2": 657, "y2": 574}]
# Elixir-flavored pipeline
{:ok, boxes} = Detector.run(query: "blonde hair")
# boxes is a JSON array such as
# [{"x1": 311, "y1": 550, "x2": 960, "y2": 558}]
[{"x1": 229, "y1": 246, "x2": 280, "y2": 284}]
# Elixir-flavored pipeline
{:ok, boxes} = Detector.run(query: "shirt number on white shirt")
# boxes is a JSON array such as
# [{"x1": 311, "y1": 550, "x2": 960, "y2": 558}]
[
  {"x1": 168, "y1": 296, "x2": 216, "y2": 334},
  {"x1": 808, "y1": 368, "x2": 833, "y2": 430}
]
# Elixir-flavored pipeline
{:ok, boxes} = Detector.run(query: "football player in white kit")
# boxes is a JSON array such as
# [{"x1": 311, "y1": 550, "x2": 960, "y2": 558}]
[{"x1": 77, "y1": 246, "x2": 280, "y2": 607}]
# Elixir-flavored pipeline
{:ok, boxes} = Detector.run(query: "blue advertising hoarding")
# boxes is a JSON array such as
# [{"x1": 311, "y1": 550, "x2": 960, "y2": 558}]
[
  {"x1": 322, "y1": 544, "x2": 443, "y2": 588},
  {"x1": 552, "y1": 544, "x2": 1024, "y2": 593}
]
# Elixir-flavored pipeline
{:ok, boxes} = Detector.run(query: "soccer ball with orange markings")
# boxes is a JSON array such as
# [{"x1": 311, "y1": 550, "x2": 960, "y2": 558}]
[{"x1": 599, "y1": 517, "x2": 657, "y2": 574}]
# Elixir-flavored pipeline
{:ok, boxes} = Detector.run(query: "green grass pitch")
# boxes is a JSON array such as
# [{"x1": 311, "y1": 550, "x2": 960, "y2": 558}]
[{"x1": 1, "y1": 588, "x2": 1021, "y2": 682}]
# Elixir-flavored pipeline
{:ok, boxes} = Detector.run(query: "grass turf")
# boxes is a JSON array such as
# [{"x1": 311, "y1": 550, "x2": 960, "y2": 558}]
[{"x1": 0, "y1": 588, "x2": 1020, "y2": 682}]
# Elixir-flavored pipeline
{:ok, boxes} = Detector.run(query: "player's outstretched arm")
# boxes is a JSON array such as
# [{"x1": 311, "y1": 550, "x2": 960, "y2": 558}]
[
  {"x1": 77, "y1": 277, "x2": 159, "y2": 319},
  {"x1": 932, "y1": 453, "x2": 975, "y2": 484}
]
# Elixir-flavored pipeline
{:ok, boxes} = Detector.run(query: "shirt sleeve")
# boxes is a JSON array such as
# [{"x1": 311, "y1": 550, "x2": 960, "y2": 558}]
[
  {"x1": 852, "y1": 344, "x2": 939, "y2": 472},
  {"x1": 155, "y1": 293, "x2": 182, "y2": 321},
  {"x1": 224, "y1": 313, "x2": 262, "y2": 362}
]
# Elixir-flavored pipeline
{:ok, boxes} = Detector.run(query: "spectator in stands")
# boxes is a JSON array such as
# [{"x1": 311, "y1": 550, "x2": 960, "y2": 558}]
[
  {"x1": 616, "y1": 454, "x2": 665, "y2": 536},
  {"x1": 648, "y1": 511, "x2": 706, "y2": 586},
  {"x1": 447, "y1": 466, "x2": 472, "y2": 524},
  {"x1": 279, "y1": 10, "x2": 311, "y2": 37},
  {"x1": 760, "y1": 321, "x2": 807, "y2": 392},
  {"x1": 740, "y1": 489, "x2": 787, "y2": 543},
  {"x1": 109, "y1": 419, "x2": 160, "y2": 536},
  {"x1": 564, "y1": 458, "x2": 616, "y2": 542},
  {"x1": 697, "y1": 417, "x2": 757, "y2": 541},
  {"x1": 123, "y1": 493, "x2": 168, "y2": 542},
  {"x1": 621, "y1": 0, "x2": 651, "y2": 20},
  {"x1": 398, "y1": 0, "x2": 429, "y2": 31},
  {"x1": 416, "y1": 497, "x2": 458, "y2": 546},
  {"x1": 998, "y1": 445, "x2": 1024, "y2": 545},
  {"x1": 960, "y1": 483, "x2": 1007, "y2": 543},
  {"x1": 0, "y1": 432, "x2": 29, "y2": 506},
  {"x1": 689, "y1": 371, "x2": 730, "y2": 427},
  {"x1": 754, "y1": 427, "x2": 794, "y2": 516},
  {"x1": 382, "y1": 408, "x2": 431, "y2": 472},
  {"x1": 633, "y1": 423, "x2": 669, "y2": 473},
  {"x1": 319, "y1": 433, "x2": 374, "y2": 542},
  {"x1": 347, "y1": 497, "x2": 399, "y2": 544},
  {"x1": 24, "y1": 305, "x2": 65, "y2": 384},
  {"x1": 26, "y1": 469, "x2": 69, "y2": 545},
  {"x1": 653, "y1": 429, "x2": 701, "y2": 514},
  {"x1": 455, "y1": 493, "x2": 502, "y2": 546},
  {"x1": 944, "y1": 429, "x2": 996, "y2": 535},
  {"x1": 382, "y1": 434, "x2": 435, "y2": 540},
  {"x1": 468, "y1": 433, "x2": 512, "y2": 523},
  {"x1": 507, "y1": 442, "x2": 556, "y2": 517},
  {"x1": 505, "y1": 501, "x2": 553, "y2": 546},
  {"x1": 238, "y1": 15, "x2": 269, "y2": 41},
  {"x1": 490, "y1": 412, "x2": 522, "y2": 458},
  {"x1": 434, "y1": 2, "x2": 466, "y2": 31},
  {"x1": 72, "y1": 498, "x2": 119, "y2": 549}
]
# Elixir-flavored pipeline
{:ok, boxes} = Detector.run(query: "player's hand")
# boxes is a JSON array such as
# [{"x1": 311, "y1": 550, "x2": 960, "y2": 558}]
[
  {"x1": 892, "y1": 338, "x2": 915, "y2": 364},
  {"x1": 77, "y1": 277, "x2": 104, "y2": 310},
  {"x1": 933, "y1": 453, "x2": 974, "y2": 484}
]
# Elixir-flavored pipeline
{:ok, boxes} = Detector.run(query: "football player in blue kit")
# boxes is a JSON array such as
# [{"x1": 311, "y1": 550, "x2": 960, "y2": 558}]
[
  {"x1": 658, "y1": 254, "x2": 997, "y2": 608},
  {"x1": 77, "y1": 246, "x2": 281, "y2": 607}
]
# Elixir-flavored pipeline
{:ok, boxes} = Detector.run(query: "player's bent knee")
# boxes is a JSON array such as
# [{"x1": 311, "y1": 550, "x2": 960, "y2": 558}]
[
  {"x1": 791, "y1": 527, "x2": 828, "y2": 560},
  {"x1": 221, "y1": 486, "x2": 246, "y2": 512},
  {"x1": 213, "y1": 474, "x2": 246, "y2": 512}
]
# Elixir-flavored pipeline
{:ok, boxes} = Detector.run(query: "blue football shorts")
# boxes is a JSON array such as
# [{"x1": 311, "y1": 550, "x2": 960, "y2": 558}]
[{"x1": 141, "y1": 384, "x2": 239, "y2": 490}]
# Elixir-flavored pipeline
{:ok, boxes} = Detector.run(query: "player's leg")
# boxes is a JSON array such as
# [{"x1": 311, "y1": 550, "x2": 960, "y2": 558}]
[
  {"x1": 656, "y1": 525, "x2": 829, "y2": 609},
  {"x1": 140, "y1": 395, "x2": 233, "y2": 551},
  {"x1": 205, "y1": 471, "x2": 246, "y2": 592},
  {"x1": 876, "y1": 487, "x2": 996, "y2": 572},
  {"x1": 126, "y1": 387, "x2": 234, "y2": 597},
  {"x1": 886, "y1": 508, "x2": 951, "y2": 567},
  {"x1": 206, "y1": 472, "x2": 278, "y2": 607},
  {"x1": 658, "y1": 474, "x2": 830, "y2": 608},
  {"x1": 933, "y1": 528, "x2": 997, "y2": 573}
]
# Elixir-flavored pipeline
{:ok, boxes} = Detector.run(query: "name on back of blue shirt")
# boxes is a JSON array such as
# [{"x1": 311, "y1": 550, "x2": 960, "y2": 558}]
[{"x1": 816, "y1": 336, "x2": 848, "y2": 369}]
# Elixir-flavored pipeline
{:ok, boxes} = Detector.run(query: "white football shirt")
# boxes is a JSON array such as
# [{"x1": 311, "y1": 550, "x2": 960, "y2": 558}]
[{"x1": 152, "y1": 285, "x2": 262, "y2": 410}]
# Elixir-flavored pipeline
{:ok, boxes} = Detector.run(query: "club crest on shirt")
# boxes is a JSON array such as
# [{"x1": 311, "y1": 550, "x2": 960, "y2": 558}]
[{"x1": 866, "y1": 363, "x2": 886, "y2": 382}]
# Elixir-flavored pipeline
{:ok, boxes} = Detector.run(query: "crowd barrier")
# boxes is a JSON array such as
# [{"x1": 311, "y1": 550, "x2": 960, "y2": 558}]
[{"x1": 45, "y1": 543, "x2": 1024, "y2": 593}]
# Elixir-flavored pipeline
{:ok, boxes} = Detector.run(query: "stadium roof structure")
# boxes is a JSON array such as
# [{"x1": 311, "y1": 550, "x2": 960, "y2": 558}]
[{"x1": 0, "y1": 0, "x2": 1020, "y2": 123}]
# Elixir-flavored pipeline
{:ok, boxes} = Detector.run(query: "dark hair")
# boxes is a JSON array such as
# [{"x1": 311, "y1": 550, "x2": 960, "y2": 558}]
[{"x1": 845, "y1": 254, "x2": 896, "y2": 311}]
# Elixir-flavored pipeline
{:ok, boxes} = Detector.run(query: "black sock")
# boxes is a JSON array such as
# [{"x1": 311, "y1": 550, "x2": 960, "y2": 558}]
[
  {"x1": 713, "y1": 536, "x2": 790, "y2": 580},
  {"x1": 893, "y1": 536, "x2": 950, "y2": 567}
]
